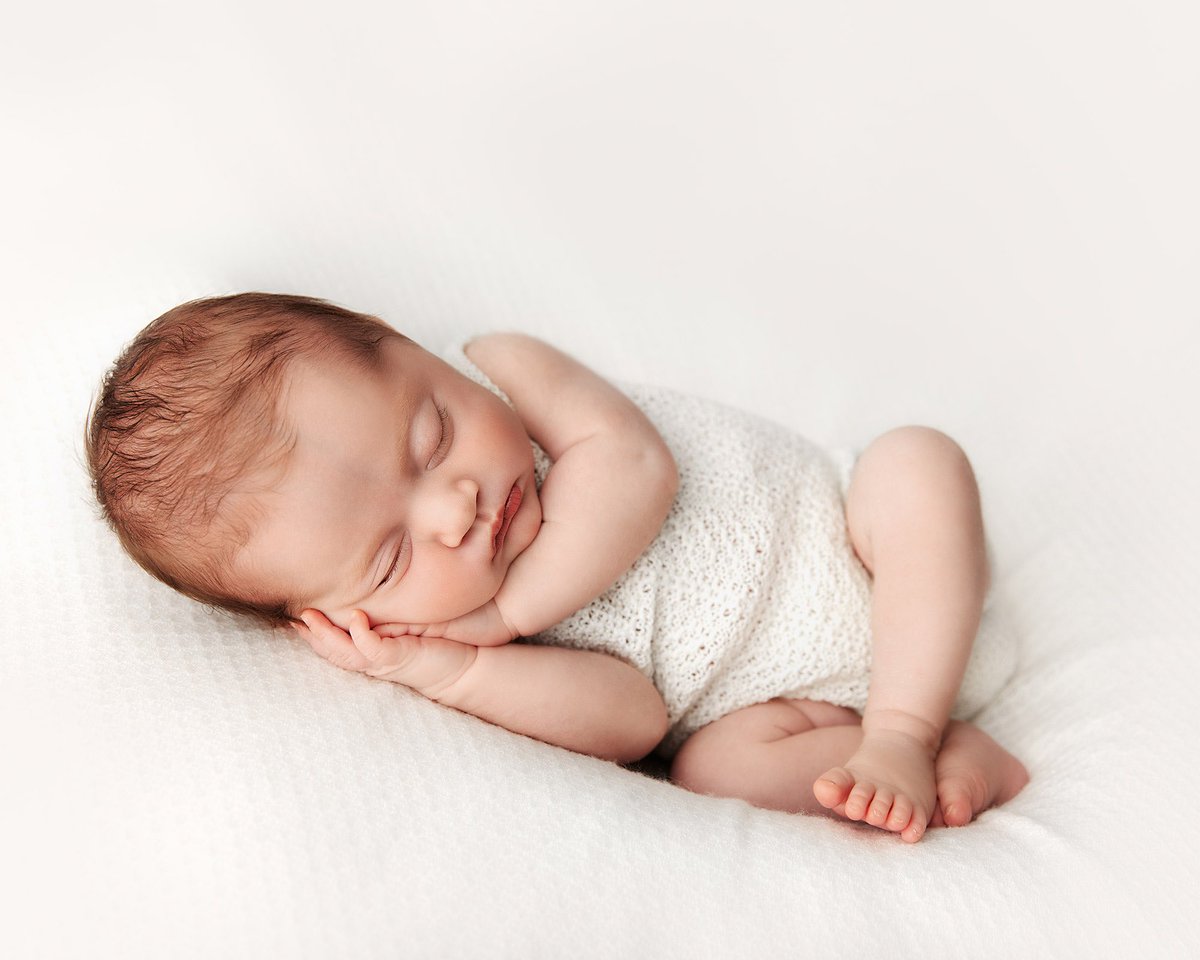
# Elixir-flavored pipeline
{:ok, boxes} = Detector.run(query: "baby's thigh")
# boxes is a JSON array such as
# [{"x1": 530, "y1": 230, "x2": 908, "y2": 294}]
[{"x1": 669, "y1": 698, "x2": 859, "y2": 791}]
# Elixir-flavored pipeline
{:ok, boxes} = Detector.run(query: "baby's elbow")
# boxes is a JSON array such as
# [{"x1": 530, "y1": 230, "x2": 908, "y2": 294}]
[
  {"x1": 657, "y1": 446, "x2": 680, "y2": 499},
  {"x1": 640, "y1": 697, "x2": 671, "y2": 761},
  {"x1": 614, "y1": 679, "x2": 669, "y2": 764},
  {"x1": 652, "y1": 436, "x2": 681, "y2": 492},
  {"x1": 647, "y1": 446, "x2": 680, "y2": 519}
]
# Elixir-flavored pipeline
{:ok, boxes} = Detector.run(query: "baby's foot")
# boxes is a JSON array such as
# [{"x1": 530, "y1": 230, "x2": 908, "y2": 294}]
[
  {"x1": 813, "y1": 724, "x2": 939, "y2": 843},
  {"x1": 927, "y1": 719, "x2": 1030, "y2": 828}
]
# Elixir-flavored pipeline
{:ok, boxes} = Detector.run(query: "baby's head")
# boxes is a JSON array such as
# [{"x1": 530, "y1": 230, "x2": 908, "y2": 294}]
[{"x1": 86, "y1": 293, "x2": 539, "y2": 633}]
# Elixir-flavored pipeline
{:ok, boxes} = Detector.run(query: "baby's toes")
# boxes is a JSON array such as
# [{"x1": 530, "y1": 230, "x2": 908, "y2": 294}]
[
  {"x1": 928, "y1": 801, "x2": 946, "y2": 829},
  {"x1": 813, "y1": 767, "x2": 855, "y2": 811},
  {"x1": 884, "y1": 794, "x2": 914, "y2": 833},
  {"x1": 900, "y1": 808, "x2": 930, "y2": 844},
  {"x1": 937, "y1": 780, "x2": 976, "y2": 827},
  {"x1": 865, "y1": 789, "x2": 895, "y2": 827},
  {"x1": 844, "y1": 781, "x2": 878, "y2": 821}
]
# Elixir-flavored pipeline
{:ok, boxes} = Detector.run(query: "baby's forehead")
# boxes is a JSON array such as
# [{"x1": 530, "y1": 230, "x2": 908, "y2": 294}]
[
  {"x1": 275, "y1": 338, "x2": 458, "y2": 451},
  {"x1": 283, "y1": 338, "x2": 461, "y2": 408}
]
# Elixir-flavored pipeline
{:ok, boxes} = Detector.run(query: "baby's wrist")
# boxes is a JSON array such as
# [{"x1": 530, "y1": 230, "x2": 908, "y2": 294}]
[
  {"x1": 489, "y1": 597, "x2": 522, "y2": 641},
  {"x1": 490, "y1": 583, "x2": 543, "y2": 638},
  {"x1": 417, "y1": 642, "x2": 481, "y2": 703}
]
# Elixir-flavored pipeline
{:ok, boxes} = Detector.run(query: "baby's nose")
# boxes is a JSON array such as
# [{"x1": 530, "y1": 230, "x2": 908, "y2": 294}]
[{"x1": 428, "y1": 478, "x2": 480, "y2": 548}]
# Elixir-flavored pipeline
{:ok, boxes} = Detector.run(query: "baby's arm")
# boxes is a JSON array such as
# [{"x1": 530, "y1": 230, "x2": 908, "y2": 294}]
[
  {"x1": 466, "y1": 333, "x2": 679, "y2": 638},
  {"x1": 294, "y1": 609, "x2": 668, "y2": 763}
]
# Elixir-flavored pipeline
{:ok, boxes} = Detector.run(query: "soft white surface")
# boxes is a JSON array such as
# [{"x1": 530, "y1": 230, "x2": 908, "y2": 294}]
[{"x1": 2, "y1": 2, "x2": 1198, "y2": 957}]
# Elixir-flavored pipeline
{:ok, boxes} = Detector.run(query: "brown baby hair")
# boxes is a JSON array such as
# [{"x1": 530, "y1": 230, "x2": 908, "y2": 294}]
[{"x1": 84, "y1": 292, "x2": 412, "y2": 629}]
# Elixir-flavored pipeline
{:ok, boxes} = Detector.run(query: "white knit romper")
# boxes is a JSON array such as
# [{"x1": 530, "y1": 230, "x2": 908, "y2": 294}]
[{"x1": 441, "y1": 338, "x2": 1019, "y2": 759}]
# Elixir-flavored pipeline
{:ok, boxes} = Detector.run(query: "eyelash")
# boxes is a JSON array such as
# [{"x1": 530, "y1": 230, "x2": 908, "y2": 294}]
[
  {"x1": 430, "y1": 402, "x2": 452, "y2": 468},
  {"x1": 379, "y1": 403, "x2": 452, "y2": 588},
  {"x1": 379, "y1": 535, "x2": 406, "y2": 586}
]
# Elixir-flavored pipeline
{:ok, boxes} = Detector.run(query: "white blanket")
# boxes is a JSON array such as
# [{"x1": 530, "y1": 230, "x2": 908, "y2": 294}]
[{"x1": 3, "y1": 2, "x2": 1198, "y2": 957}]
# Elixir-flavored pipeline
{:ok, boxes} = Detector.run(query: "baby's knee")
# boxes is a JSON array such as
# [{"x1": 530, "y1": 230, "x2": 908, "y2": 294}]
[
  {"x1": 860, "y1": 426, "x2": 974, "y2": 486},
  {"x1": 669, "y1": 729, "x2": 735, "y2": 798},
  {"x1": 669, "y1": 699, "x2": 817, "y2": 798}
]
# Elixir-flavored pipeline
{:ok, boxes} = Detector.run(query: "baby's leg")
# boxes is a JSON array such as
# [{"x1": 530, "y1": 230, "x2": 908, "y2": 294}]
[
  {"x1": 670, "y1": 698, "x2": 865, "y2": 818},
  {"x1": 814, "y1": 427, "x2": 992, "y2": 841},
  {"x1": 669, "y1": 698, "x2": 1029, "y2": 832}
]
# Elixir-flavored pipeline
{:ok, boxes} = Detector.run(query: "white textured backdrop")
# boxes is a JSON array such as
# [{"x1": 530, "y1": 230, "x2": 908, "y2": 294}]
[{"x1": 2, "y1": 2, "x2": 1197, "y2": 957}]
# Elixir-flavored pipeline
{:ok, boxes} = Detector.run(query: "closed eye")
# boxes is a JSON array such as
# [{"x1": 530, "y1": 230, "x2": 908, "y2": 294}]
[
  {"x1": 429, "y1": 402, "x2": 452, "y2": 468},
  {"x1": 379, "y1": 403, "x2": 450, "y2": 589},
  {"x1": 379, "y1": 533, "x2": 409, "y2": 586}
]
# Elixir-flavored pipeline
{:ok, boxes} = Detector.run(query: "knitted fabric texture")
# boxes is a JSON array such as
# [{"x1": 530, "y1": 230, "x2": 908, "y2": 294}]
[{"x1": 440, "y1": 338, "x2": 1018, "y2": 758}]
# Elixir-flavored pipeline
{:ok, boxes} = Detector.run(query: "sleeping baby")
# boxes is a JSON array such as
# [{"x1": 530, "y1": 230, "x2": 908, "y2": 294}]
[{"x1": 85, "y1": 292, "x2": 1029, "y2": 843}]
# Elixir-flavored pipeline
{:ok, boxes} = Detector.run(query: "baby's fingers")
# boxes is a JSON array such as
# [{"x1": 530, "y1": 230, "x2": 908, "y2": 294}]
[
  {"x1": 373, "y1": 622, "x2": 447, "y2": 638},
  {"x1": 347, "y1": 609, "x2": 390, "y2": 661},
  {"x1": 290, "y1": 616, "x2": 329, "y2": 658},
  {"x1": 295, "y1": 609, "x2": 371, "y2": 673},
  {"x1": 372, "y1": 622, "x2": 418, "y2": 639},
  {"x1": 347, "y1": 611, "x2": 431, "y2": 683}
]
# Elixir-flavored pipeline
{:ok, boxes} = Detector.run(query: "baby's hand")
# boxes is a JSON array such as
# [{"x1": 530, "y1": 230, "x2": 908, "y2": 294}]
[
  {"x1": 292, "y1": 609, "x2": 478, "y2": 700},
  {"x1": 374, "y1": 599, "x2": 519, "y2": 648}
]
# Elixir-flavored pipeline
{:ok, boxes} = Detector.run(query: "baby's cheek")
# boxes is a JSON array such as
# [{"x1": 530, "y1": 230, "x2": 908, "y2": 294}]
[
  {"x1": 515, "y1": 489, "x2": 543, "y2": 547},
  {"x1": 382, "y1": 571, "x2": 495, "y2": 625}
]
